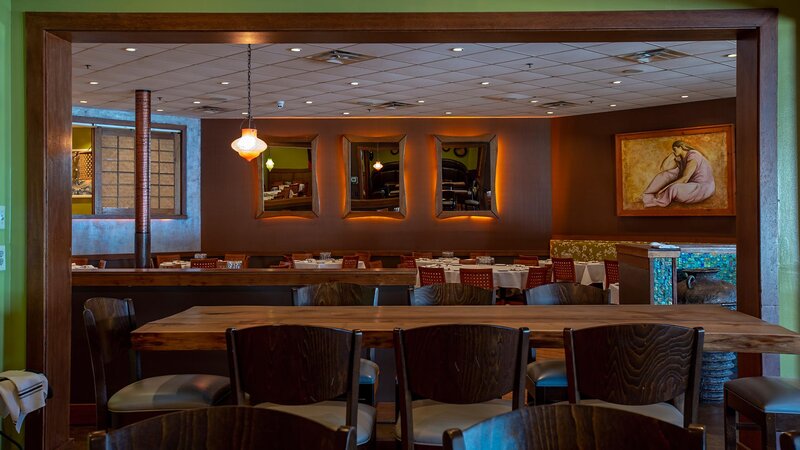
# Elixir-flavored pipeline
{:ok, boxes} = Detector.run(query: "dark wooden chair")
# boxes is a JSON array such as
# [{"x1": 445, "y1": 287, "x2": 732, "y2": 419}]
[
  {"x1": 409, "y1": 283, "x2": 494, "y2": 306},
  {"x1": 88, "y1": 406, "x2": 357, "y2": 450},
  {"x1": 342, "y1": 255, "x2": 361, "y2": 269},
  {"x1": 83, "y1": 297, "x2": 230, "y2": 429},
  {"x1": 604, "y1": 259, "x2": 620, "y2": 288},
  {"x1": 226, "y1": 325, "x2": 376, "y2": 448},
  {"x1": 224, "y1": 253, "x2": 249, "y2": 268},
  {"x1": 442, "y1": 404, "x2": 706, "y2": 450},
  {"x1": 291, "y1": 282, "x2": 380, "y2": 406},
  {"x1": 565, "y1": 323, "x2": 704, "y2": 428},
  {"x1": 551, "y1": 257, "x2": 576, "y2": 282},
  {"x1": 459, "y1": 268, "x2": 494, "y2": 290},
  {"x1": 394, "y1": 324, "x2": 529, "y2": 449},
  {"x1": 418, "y1": 267, "x2": 446, "y2": 286},
  {"x1": 781, "y1": 431, "x2": 800, "y2": 450},
  {"x1": 524, "y1": 283, "x2": 608, "y2": 405},
  {"x1": 154, "y1": 254, "x2": 181, "y2": 266},
  {"x1": 98, "y1": 259, "x2": 108, "y2": 269},
  {"x1": 190, "y1": 258, "x2": 218, "y2": 268},
  {"x1": 412, "y1": 252, "x2": 433, "y2": 259},
  {"x1": 724, "y1": 377, "x2": 800, "y2": 450}
]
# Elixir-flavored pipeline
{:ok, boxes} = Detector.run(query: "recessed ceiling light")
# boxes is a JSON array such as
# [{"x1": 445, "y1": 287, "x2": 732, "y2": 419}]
[
  {"x1": 349, "y1": 81, "x2": 359, "y2": 86},
  {"x1": 193, "y1": 101, "x2": 201, "y2": 104},
  {"x1": 242, "y1": 112, "x2": 249, "y2": 115},
  {"x1": 612, "y1": 80, "x2": 622, "y2": 84},
  {"x1": 546, "y1": 111, "x2": 555, "y2": 115},
  {"x1": 444, "y1": 111, "x2": 452, "y2": 115},
  {"x1": 480, "y1": 81, "x2": 491, "y2": 85},
  {"x1": 342, "y1": 112, "x2": 350, "y2": 115},
  {"x1": 88, "y1": 81, "x2": 99, "y2": 85},
  {"x1": 220, "y1": 81, "x2": 230, "y2": 85},
  {"x1": 417, "y1": 100, "x2": 425, "y2": 103},
  {"x1": 79, "y1": 100, "x2": 88, "y2": 104},
  {"x1": 530, "y1": 100, "x2": 539, "y2": 103},
  {"x1": 451, "y1": 47, "x2": 464, "y2": 52},
  {"x1": 156, "y1": 108, "x2": 164, "y2": 112},
  {"x1": 289, "y1": 47, "x2": 302, "y2": 52},
  {"x1": 726, "y1": 53, "x2": 737, "y2": 58},
  {"x1": 681, "y1": 95, "x2": 689, "y2": 99},
  {"x1": 609, "y1": 104, "x2": 617, "y2": 107},
  {"x1": 124, "y1": 47, "x2": 137, "y2": 52},
  {"x1": 305, "y1": 100, "x2": 313, "y2": 104}
]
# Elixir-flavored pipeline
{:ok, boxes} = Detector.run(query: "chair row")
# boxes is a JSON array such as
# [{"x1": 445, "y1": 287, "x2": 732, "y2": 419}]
[{"x1": 83, "y1": 296, "x2": 703, "y2": 449}]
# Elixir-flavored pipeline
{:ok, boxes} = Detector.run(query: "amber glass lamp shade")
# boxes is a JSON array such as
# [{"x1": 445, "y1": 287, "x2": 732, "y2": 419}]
[{"x1": 231, "y1": 128, "x2": 267, "y2": 162}]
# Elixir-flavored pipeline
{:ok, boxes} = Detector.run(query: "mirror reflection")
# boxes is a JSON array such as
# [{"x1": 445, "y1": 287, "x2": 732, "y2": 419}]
[
  {"x1": 436, "y1": 134, "x2": 498, "y2": 217},
  {"x1": 343, "y1": 135, "x2": 406, "y2": 217},
  {"x1": 258, "y1": 136, "x2": 319, "y2": 217}
]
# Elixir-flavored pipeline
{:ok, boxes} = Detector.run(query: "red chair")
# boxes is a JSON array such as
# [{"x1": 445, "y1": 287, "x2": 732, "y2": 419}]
[
  {"x1": 190, "y1": 258, "x2": 218, "y2": 268},
  {"x1": 418, "y1": 267, "x2": 446, "y2": 286},
  {"x1": 552, "y1": 257, "x2": 576, "y2": 282},
  {"x1": 411, "y1": 251, "x2": 433, "y2": 259},
  {"x1": 525, "y1": 266, "x2": 552, "y2": 289},
  {"x1": 398, "y1": 261, "x2": 416, "y2": 269},
  {"x1": 604, "y1": 259, "x2": 620, "y2": 288},
  {"x1": 355, "y1": 251, "x2": 371, "y2": 263},
  {"x1": 459, "y1": 268, "x2": 494, "y2": 290},
  {"x1": 459, "y1": 259, "x2": 477, "y2": 265},
  {"x1": 400, "y1": 255, "x2": 417, "y2": 268},
  {"x1": 367, "y1": 260, "x2": 383, "y2": 268},
  {"x1": 341, "y1": 255, "x2": 360, "y2": 269}
]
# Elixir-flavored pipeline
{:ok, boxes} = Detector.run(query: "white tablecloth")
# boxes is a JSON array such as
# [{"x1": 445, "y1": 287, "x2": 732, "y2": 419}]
[
  {"x1": 415, "y1": 264, "x2": 530, "y2": 289},
  {"x1": 540, "y1": 260, "x2": 605, "y2": 286},
  {"x1": 293, "y1": 259, "x2": 367, "y2": 269},
  {"x1": 609, "y1": 283, "x2": 620, "y2": 304},
  {"x1": 159, "y1": 260, "x2": 190, "y2": 268}
]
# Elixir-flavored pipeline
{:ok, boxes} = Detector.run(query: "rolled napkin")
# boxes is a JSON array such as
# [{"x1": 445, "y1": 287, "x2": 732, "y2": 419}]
[{"x1": 0, "y1": 370, "x2": 49, "y2": 432}]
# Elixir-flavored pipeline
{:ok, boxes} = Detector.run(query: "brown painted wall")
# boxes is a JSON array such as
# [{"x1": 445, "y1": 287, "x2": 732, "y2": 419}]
[
  {"x1": 201, "y1": 118, "x2": 552, "y2": 254},
  {"x1": 551, "y1": 98, "x2": 737, "y2": 241}
]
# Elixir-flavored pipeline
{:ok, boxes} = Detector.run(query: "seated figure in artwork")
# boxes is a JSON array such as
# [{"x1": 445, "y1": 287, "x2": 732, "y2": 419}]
[{"x1": 642, "y1": 140, "x2": 715, "y2": 208}]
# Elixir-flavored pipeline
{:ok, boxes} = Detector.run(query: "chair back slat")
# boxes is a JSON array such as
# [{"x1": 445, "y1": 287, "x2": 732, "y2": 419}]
[
  {"x1": 551, "y1": 257, "x2": 576, "y2": 282},
  {"x1": 442, "y1": 404, "x2": 706, "y2": 450},
  {"x1": 459, "y1": 268, "x2": 494, "y2": 290},
  {"x1": 525, "y1": 283, "x2": 606, "y2": 305},
  {"x1": 410, "y1": 283, "x2": 494, "y2": 306},
  {"x1": 190, "y1": 258, "x2": 218, "y2": 268},
  {"x1": 88, "y1": 406, "x2": 357, "y2": 450},
  {"x1": 292, "y1": 282, "x2": 378, "y2": 306},
  {"x1": 418, "y1": 267, "x2": 446, "y2": 286},
  {"x1": 395, "y1": 324, "x2": 528, "y2": 404},
  {"x1": 227, "y1": 325, "x2": 360, "y2": 406},
  {"x1": 341, "y1": 255, "x2": 360, "y2": 269},
  {"x1": 564, "y1": 323, "x2": 704, "y2": 427},
  {"x1": 525, "y1": 267, "x2": 551, "y2": 289},
  {"x1": 604, "y1": 259, "x2": 620, "y2": 287}
]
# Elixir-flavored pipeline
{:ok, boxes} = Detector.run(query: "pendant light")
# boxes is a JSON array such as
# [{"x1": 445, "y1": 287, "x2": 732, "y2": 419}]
[
  {"x1": 372, "y1": 142, "x2": 383, "y2": 171},
  {"x1": 265, "y1": 149, "x2": 275, "y2": 172},
  {"x1": 231, "y1": 44, "x2": 267, "y2": 162}
]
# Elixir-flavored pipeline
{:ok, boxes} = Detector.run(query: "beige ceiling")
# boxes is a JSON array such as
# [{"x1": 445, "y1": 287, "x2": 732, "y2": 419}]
[{"x1": 72, "y1": 41, "x2": 737, "y2": 119}]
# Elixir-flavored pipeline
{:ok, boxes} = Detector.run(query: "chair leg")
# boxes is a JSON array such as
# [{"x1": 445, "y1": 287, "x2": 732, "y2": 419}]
[
  {"x1": 724, "y1": 402, "x2": 738, "y2": 450},
  {"x1": 763, "y1": 413, "x2": 777, "y2": 450}
]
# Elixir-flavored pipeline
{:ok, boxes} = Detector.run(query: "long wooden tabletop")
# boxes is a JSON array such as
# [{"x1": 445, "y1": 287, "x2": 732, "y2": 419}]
[{"x1": 131, "y1": 304, "x2": 800, "y2": 354}]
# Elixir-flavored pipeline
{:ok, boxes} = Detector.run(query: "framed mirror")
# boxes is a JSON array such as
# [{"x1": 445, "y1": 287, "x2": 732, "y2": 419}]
[
  {"x1": 343, "y1": 135, "x2": 406, "y2": 218},
  {"x1": 257, "y1": 135, "x2": 319, "y2": 218},
  {"x1": 435, "y1": 134, "x2": 498, "y2": 218}
]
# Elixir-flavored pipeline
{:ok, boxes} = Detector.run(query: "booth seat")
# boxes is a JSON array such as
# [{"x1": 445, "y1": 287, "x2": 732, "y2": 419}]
[{"x1": 549, "y1": 239, "x2": 647, "y2": 261}]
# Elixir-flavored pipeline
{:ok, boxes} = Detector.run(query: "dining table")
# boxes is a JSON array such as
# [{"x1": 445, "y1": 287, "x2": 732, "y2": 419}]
[
  {"x1": 415, "y1": 258, "x2": 606, "y2": 287},
  {"x1": 131, "y1": 304, "x2": 800, "y2": 355},
  {"x1": 293, "y1": 258, "x2": 367, "y2": 269}
]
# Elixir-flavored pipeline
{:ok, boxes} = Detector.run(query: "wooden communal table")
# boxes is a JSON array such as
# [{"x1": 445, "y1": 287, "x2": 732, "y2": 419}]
[{"x1": 131, "y1": 304, "x2": 800, "y2": 354}]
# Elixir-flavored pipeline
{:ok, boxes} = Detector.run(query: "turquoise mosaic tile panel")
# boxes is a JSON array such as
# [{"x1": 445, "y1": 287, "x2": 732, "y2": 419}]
[
  {"x1": 652, "y1": 257, "x2": 674, "y2": 305},
  {"x1": 677, "y1": 253, "x2": 737, "y2": 285}
]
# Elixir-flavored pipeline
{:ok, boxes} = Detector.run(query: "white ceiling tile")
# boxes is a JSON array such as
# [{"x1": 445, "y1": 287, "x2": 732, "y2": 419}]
[
  {"x1": 385, "y1": 50, "x2": 449, "y2": 65},
  {"x1": 338, "y1": 43, "x2": 412, "y2": 57},
  {"x1": 315, "y1": 65, "x2": 377, "y2": 78},
  {"x1": 458, "y1": 64, "x2": 519, "y2": 78},
  {"x1": 540, "y1": 49, "x2": 606, "y2": 64},
  {"x1": 504, "y1": 43, "x2": 576, "y2": 57},
  {"x1": 390, "y1": 64, "x2": 448, "y2": 78},
  {"x1": 534, "y1": 64, "x2": 590, "y2": 77},
  {"x1": 462, "y1": 49, "x2": 530, "y2": 64}
]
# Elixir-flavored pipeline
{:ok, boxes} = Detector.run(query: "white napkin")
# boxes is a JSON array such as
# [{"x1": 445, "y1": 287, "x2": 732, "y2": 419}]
[
  {"x1": 0, "y1": 371, "x2": 49, "y2": 432},
  {"x1": 649, "y1": 241, "x2": 680, "y2": 249}
]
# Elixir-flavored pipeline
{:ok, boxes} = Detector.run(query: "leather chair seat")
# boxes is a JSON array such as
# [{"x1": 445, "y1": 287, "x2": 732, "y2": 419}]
[
  {"x1": 256, "y1": 400, "x2": 376, "y2": 445},
  {"x1": 526, "y1": 360, "x2": 567, "y2": 388},
  {"x1": 560, "y1": 399, "x2": 683, "y2": 427},
  {"x1": 107, "y1": 374, "x2": 230, "y2": 412},
  {"x1": 725, "y1": 376, "x2": 800, "y2": 413},
  {"x1": 394, "y1": 398, "x2": 511, "y2": 446},
  {"x1": 360, "y1": 358, "x2": 379, "y2": 385}
]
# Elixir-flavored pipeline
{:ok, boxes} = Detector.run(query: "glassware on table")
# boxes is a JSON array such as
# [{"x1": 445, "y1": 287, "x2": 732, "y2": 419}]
[
  {"x1": 320, "y1": 251, "x2": 332, "y2": 260},
  {"x1": 227, "y1": 260, "x2": 243, "y2": 269},
  {"x1": 442, "y1": 251, "x2": 454, "y2": 258},
  {"x1": 194, "y1": 253, "x2": 207, "y2": 259}
]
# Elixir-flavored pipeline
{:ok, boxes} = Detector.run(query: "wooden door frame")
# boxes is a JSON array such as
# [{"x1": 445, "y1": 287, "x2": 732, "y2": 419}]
[{"x1": 26, "y1": 10, "x2": 777, "y2": 449}]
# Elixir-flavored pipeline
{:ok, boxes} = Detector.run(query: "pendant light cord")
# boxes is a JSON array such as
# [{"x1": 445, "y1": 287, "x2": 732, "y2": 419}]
[{"x1": 246, "y1": 44, "x2": 253, "y2": 128}]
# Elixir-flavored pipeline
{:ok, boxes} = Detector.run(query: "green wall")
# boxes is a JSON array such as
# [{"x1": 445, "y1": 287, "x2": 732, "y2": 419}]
[{"x1": 3, "y1": 1, "x2": 799, "y2": 379}]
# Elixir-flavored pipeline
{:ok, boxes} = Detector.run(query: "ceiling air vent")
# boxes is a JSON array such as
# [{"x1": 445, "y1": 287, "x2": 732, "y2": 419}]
[
  {"x1": 353, "y1": 100, "x2": 416, "y2": 110},
  {"x1": 308, "y1": 50, "x2": 374, "y2": 65},
  {"x1": 617, "y1": 48, "x2": 690, "y2": 64},
  {"x1": 482, "y1": 93, "x2": 531, "y2": 102},
  {"x1": 539, "y1": 101, "x2": 578, "y2": 109}
]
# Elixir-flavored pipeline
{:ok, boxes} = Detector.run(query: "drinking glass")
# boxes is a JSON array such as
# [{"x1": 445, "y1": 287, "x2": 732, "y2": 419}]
[
  {"x1": 320, "y1": 251, "x2": 332, "y2": 260},
  {"x1": 442, "y1": 251, "x2": 454, "y2": 258}
]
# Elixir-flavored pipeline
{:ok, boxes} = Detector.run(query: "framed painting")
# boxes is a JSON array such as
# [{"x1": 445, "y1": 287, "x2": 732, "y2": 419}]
[{"x1": 615, "y1": 124, "x2": 735, "y2": 216}]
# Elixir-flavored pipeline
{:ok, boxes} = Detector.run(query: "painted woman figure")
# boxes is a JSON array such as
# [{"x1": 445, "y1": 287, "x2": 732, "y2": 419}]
[{"x1": 642, "y1": 140, "x2": 715, "y2": 207}]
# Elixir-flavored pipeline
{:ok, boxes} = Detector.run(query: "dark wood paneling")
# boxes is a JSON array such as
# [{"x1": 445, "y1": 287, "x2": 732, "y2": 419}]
[
  {"x1": 552, "y1": 98, "x2": 737, "y2": 240},
  {"x1": 201, "y1": 118, "x2": 552, "y2": 253}
]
